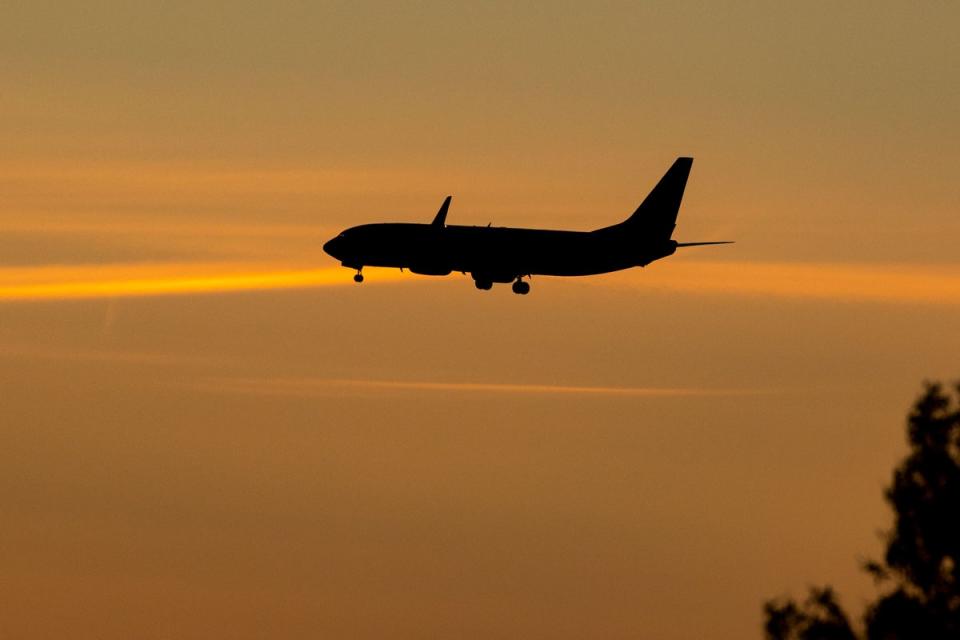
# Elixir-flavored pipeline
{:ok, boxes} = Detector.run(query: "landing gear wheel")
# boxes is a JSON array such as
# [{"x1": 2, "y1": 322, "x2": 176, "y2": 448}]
[
  {"x1": 353, "y1": 272, "x2": 364, "y2": 283},
  {"x1": 512, "y1": 280, "x2": 530, "y2": 295},
  {"x1": 474, "y1": 279, "x2": 493, "y2": 291}
]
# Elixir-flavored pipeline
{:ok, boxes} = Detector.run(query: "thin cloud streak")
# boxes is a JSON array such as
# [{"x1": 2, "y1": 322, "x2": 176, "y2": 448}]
[
  {"x1": 197, "y1": 376, "x2": 770, "y2": 398},
  {"x1": 611, "y1": 260, "x2": 960, "y2": 305},
  {"x1": 0, "y1": 164, "x2": 412, "y2": 196},
  {"x1": 1, "y1": 259, "x2": 958, "y2": 303},
  {"x1": 0, "y1": 263, "x2": 406, "y2": 301},
  {"x1": 0, "y1": 218, "x2": 336, "y2": 239},
  {"x1": 0, "y1": 342, "x2": 218, "y2": 367}
]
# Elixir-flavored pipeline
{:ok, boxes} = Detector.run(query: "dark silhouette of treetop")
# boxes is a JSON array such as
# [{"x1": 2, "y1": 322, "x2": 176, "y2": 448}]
[{"x1": 765, "y1": 381, "x2": 960, "y2": 640}]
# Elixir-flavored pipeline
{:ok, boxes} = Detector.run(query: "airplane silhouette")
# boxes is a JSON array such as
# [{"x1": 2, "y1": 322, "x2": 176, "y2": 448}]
[{"x1": 323, "y1": 157, "x2": 731, "y2": 294}]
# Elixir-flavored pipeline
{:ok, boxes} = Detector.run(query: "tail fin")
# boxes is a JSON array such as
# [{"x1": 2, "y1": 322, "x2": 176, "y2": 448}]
[{"x1": 621, "y1": 157, "x2": 693, "y2": 239}]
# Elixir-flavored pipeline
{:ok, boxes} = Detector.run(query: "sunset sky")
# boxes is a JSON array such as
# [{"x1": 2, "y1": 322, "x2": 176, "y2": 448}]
[{"x1": 3, "y1": 3, "x2": 960, "y2": 638}]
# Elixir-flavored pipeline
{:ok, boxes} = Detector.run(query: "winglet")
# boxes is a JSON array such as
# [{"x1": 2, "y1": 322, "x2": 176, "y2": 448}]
[{"x1": 432, "y1": 196, "x2": 452, "y2": 227}]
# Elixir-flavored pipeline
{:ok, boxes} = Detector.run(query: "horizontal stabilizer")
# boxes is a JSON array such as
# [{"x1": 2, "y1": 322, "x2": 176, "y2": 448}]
[{"x1": 675, "y1": 241, "x2": 735, "y2": 247}]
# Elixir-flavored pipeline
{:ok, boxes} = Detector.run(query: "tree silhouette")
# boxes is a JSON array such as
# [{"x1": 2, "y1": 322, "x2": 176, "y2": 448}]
[{"x1": 764, "y1": 381, "x2": 960, "y2": 640}]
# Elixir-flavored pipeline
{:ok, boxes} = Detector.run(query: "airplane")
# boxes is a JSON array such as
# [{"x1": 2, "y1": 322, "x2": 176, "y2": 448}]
[{"x1": 322, "y1": 157, "x2": 731, "y2": 295}]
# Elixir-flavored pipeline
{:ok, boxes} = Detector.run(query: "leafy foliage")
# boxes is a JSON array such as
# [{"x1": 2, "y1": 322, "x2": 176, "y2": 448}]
[{"x1": 764, "y1": 382, "x2": 960, "y2": 640}]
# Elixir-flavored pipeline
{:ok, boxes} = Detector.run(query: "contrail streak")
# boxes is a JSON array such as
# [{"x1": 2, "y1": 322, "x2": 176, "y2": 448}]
[{"x1": 197, "y1": 376, "x2": 771, "y2": 398}]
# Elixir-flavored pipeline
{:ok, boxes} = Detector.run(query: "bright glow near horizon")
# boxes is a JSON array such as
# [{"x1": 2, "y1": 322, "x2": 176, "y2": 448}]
[{"x1": 1, "y1": 260, "x2": 959, "y2": 304}]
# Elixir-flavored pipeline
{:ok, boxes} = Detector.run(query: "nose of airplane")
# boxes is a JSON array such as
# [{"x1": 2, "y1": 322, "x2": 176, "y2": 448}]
[{"x1": 323, "y1": 235, "x2": 342, "y2": 259}]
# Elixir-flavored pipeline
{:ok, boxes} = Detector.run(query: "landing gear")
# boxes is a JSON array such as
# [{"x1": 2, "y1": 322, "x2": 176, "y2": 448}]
[
  {"x1": 353, "y1": 268, "x2": 364, "y2": 283},
  {"x1": 472, "y1": 275, "x2": 529, "y2": 294},
  {"x1": 512, "y1": 278, "x2": 530, "y2": 295}
]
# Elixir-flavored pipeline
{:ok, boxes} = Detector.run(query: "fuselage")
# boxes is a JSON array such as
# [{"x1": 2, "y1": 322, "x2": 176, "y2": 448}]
[
  {"x1": 321, "y1": 157, "x2": 728, "y2": 293},
  {"x1": 323, "y1": 222, "x2": 677, "y2": 283}
]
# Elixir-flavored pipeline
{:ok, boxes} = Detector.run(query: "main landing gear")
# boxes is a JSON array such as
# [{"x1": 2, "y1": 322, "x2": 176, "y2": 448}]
[
  {"x1": 472, "y1": 276, "x2": 530, "y2": 294},
  {"x1": 353, "y1": 267, "x2": 364, "y2": 283}
]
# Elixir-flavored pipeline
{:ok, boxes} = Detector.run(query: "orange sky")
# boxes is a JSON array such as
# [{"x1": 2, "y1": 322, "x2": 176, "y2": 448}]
[{"x1": 2, "y1": 3, "x2": 960, "y2": 639}]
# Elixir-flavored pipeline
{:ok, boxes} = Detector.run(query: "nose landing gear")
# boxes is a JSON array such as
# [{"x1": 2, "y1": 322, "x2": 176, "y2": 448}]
[
  {"x1": 353, "y1": 268, "x2": 364, "y2": 283},
  {"x1": 511, "y1": 277, "x2": 530, "y2": 295}
]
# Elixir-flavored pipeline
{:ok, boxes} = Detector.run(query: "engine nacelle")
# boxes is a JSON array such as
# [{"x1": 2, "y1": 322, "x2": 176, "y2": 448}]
[{"x1": 409, "y1": 264, "x2": 452, "y2": 276}]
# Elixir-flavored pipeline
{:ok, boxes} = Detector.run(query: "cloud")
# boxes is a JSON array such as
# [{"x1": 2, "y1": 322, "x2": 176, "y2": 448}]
[
  {"x1": 0, "y1": 263, "x2": 406, "y2": 302},
  {"x1": 0, "y1": 342, "x2": 216, "y2": 367},
  {"x1": 0, "y1": 258, "x2": 958, "y2": 304},
  {"x1": 609, "y1": 260, "x2": 960, "y2": 305},
  {"x1": 196, "y1": 376, "x2": 768, "y2": 398}
]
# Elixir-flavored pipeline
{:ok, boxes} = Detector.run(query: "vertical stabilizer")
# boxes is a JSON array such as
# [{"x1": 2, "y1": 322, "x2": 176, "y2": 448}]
[{"x1": 622, "y1": 157, "x2": 693, "y2": 239}]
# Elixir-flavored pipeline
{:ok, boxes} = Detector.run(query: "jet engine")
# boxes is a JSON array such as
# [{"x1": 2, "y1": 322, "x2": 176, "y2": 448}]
[{"x1": 409, "y1": 264, "x2": 452, "y2": 276}]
